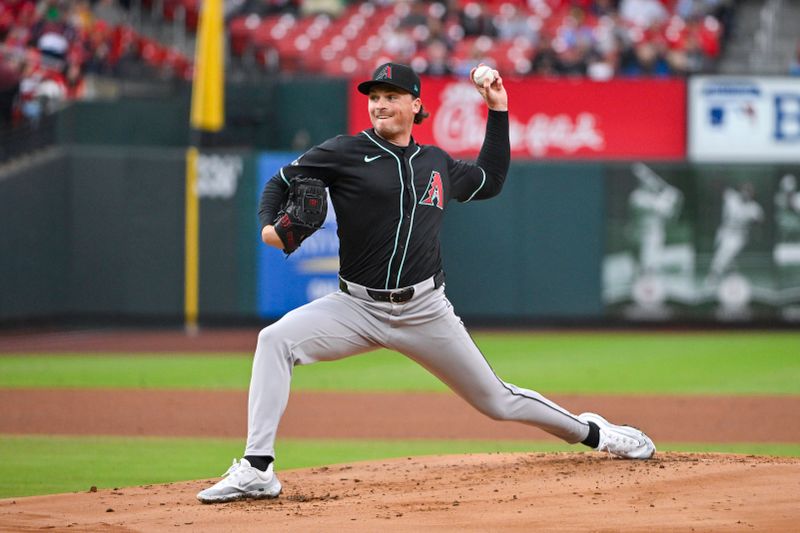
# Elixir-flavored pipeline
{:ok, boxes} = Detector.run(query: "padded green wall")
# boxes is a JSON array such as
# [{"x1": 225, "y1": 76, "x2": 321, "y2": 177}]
[
  {"x1": 0, "y1": 151, "x2": 71, "y2": 320},
  {"x1": 441, "y1": 163, "x2": 604, "y2": 319},
  {"x1": 66, "y1": 147, "x2": 185, "y2": 317}
]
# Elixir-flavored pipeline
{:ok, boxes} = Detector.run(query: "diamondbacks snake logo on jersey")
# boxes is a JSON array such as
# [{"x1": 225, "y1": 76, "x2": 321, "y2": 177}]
[{"x1": 419, "y1": 171, "x2": 445, "y2": 209}]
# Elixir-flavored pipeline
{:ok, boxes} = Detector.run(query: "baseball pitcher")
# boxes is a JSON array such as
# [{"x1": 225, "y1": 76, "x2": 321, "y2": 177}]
[{"x1": 197, "y1": 62, "x2": 655, "y2": 504}]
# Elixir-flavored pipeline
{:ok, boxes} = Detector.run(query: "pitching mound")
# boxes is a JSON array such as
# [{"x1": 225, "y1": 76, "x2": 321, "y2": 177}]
[{"x1": 2, "y1": 452, "x2": 799, "y2": 532}]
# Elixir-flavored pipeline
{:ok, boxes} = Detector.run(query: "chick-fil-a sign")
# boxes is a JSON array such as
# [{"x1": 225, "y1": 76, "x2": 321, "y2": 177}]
[{"x1": 350, "y1": 77, "x2": 686, "y2": 160}]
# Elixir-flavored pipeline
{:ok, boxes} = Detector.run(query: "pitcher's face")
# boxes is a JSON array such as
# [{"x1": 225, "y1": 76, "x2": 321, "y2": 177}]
[{"x1": 367, "y1": 85, "x2": 420, "y2": 145}]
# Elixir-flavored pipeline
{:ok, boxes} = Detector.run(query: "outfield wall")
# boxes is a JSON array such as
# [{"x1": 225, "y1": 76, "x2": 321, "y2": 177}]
[{"x1": 2, "y1": 148, "x2": 799, "y2": 325}]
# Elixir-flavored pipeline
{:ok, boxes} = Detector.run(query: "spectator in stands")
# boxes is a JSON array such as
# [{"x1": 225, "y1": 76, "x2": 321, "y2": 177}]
[
  {"x1": 399, "y1": 0, "x2": 428, "y2": 29},
  {"x1": 493, "y1": 2, "x2": 538, "y2": 43},
  {"x1": 31, "y1": 1, "x2": 78, "y2": 49},
  {"x1": 4, "y1": 1, "x2": 37, "y2": 54},
  {"x1": 67, "y1": 0, "x2": 93, "y2": 32},
  {"x1": 452, "y1": 35, "x2": 495, "y2": 77},
  {"x1": 383, "y1": 26, "x2": 417, "y2": 63},
  {"x1": 530, "y1": 36, "x2": 560, "y2": 76},
  {"x1": 62, "y1": 59, "x2": 84, "y2": 99},
  {"x1": 0, "y1": 54, "x2": 21, "y2": 128},
  {"x1": 398, "y1": 0, "x2": 434, "y2": 44},
  {"x1": 82, "y1": 19, "x2": 113, "y2": 75},
  {"x1": 666, "y1": 20, "x2": 710, "y2": 75},
  {"x1": 586, "y1": 48, "x2": 617, "y2": 80},
  {"x1": 590, "y1": 0, "x2": 617, "y2": 18},
  {"x1": 36, "y1": 0, "x2": 64, "y2": 25},
  {"x1": 676, "y1": 0, "x2": 706, "y2": 19},
  {"x1": 459, "y1": 1, "x2": 496, "y2": 38},
  {"x1": 424, "y1": 6, "x2": 449, "y2": 47},
  {"x1": 92, "y1": 0, "x2": 127, "y2": 27},
  {"x1": 553, "y1": 39, "x2": 589, "y2": 76},
  {"x1": 18, "y1": 50, "x2": 46, "y2": 122},
  {"x1": 422, "y1": 38, "x2": 453, "y2": 76},
  {"x1": 627, "y1": 39, "x2": 671, "y2": 76},
  {"x1": 790, "y1": 40, "x2": 800, "y2": 76},
  {"x1": 552, "y1": 6, "x2": 594, "y2": 75},
  {"x1": 4, "y1": 25, "x2": 32, "y2": 55},
  {"x1": 36, "y1": 24, "x2": 70, "y2": 62},
  {"x1": 619, "y1": 0, "x2": 669, "y2": 29},
  {"x1": 592, "y1": 9, "x2": 628, "y2": 60},
  {"x1": 676, "y1": 0, "x2": 735, "y2": 42},
  {"x1": 0, "y1": 5, "x2": 15, "y2": 40}
]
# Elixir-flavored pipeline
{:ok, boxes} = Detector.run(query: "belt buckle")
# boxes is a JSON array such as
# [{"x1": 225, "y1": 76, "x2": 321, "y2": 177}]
[{"x1": 389, "y1": 287, "x2": 414, "y2": 303}]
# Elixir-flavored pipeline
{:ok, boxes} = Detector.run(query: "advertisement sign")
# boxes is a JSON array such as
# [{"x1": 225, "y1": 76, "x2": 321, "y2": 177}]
[
  {"x1": 256, "y1": 153, "x2": 340, "y2": 318},
  {"x1": 603, "y1": 163, "x2": 800, "y2": 322},
  {"x1": 689, "y1": 76, "x2": 800, "y2": 162},
  {"x1": 350, "y1": 78, "x2": 686, "y2": 160}
]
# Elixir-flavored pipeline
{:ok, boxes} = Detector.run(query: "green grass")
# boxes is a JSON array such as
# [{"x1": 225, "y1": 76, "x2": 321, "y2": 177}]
[
  {"x1": 0, "y1": 332, "x2": 798, "y2": 394},
  {"x1": 0, "y1": 354, "x2": 253, "y2": 390},
  {"x1": 2, "y1": 435, "x2": 799, "y2": 499}
]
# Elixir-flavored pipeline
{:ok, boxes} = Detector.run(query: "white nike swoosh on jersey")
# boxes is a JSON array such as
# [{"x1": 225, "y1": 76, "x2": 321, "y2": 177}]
[{"x1": 364, "y1": 155, "x2": 381, "y2": 162}]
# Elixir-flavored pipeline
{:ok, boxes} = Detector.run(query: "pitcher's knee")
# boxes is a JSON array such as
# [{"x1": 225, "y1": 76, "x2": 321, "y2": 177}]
[
  {"x1": 257, "y1": 319, "x2": 297, "y2": 346},
  {"x1": 256, "y1": 325, "x2": 276, "y2": 348},
  {"x1": 255, "y1": 325, "x2": 293, "y2": 364}
]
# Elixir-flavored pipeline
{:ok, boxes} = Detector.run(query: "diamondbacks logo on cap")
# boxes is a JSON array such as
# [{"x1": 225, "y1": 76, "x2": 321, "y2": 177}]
[
  {"x1": 376, "y1": 65, "x2": 392, "y2": 80},
  {"x1": 357, "y1": 62, "x2": 420, "y2": 97}
]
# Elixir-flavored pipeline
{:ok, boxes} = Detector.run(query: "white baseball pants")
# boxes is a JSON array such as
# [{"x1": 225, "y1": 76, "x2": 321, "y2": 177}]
[{"x1": 245, "y1": 273, "x2": 590, "y2": 458}]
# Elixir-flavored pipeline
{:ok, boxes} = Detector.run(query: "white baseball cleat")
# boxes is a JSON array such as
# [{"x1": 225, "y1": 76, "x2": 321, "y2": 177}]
[
  {"x1": 579, "y1": 412, "x2": 656, "y2": 460},
  {"x1": 196, "y1": 459, "x2": 282, "y2": 504}
]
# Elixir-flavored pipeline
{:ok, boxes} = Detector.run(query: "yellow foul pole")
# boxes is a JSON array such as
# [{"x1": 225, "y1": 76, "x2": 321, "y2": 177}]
[
  {"x1": 185, "y1": 0, "x2": 225, "y2": 332},
  {"x1": 190, "y1": 0, "x2": 225, "y2": 132},
  {"x1": 184, "y1": 146, "x2": 200, "y2": 331}
]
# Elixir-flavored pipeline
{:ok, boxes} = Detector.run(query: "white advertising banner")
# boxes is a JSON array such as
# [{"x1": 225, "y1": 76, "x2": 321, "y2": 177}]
[{"x1": 689, "y1": 76, "x2": 800, "y2": 162}]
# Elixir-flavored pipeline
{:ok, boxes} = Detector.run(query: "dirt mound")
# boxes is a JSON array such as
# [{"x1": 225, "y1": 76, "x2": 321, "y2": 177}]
[{"x1": 2, "y1": 452, "x2": 798, "y2": 532}]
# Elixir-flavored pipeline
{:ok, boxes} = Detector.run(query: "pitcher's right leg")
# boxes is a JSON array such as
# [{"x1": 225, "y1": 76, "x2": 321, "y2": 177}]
[
  {"x1": 245, "y1": 292, "x2": 382, "y2": 458},
  {"x1": 198, "y1": 292, "x2": 382, "y2": 504}
]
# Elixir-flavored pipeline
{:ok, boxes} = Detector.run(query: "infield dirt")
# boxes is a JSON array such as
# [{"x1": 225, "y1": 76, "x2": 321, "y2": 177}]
[
  {"x1": 2, "y1": 389, "x2": 800, "y2": 443},
  {"x1": 1, "y1": 452, "x2": 799, "y2": 531}
]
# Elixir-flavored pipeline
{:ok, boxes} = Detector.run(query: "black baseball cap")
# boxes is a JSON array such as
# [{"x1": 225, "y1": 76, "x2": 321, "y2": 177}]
[{"x1": 357, "y1": 62, "x2": 421, "y2": 98}]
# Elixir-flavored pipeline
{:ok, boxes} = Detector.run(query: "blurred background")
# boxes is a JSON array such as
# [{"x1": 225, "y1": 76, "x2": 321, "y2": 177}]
[{"x1": 1, "y1": 0, "x2": 799, "y2": 328}]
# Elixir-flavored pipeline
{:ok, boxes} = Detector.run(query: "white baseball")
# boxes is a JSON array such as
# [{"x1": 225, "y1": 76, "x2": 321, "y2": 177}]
[{"x1": 472, "y1": 65, "x2": 496, "y2": 87}]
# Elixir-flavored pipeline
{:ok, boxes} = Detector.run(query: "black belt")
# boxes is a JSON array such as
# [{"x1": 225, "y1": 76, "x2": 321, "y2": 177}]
[{"x1": 339, "y1": 270, "x2": 445, "y2": 304}]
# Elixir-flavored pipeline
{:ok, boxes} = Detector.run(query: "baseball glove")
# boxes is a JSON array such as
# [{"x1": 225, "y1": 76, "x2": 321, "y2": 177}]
[{"x1": 273, "y1": 177, "x2": 328, "y2": 255}]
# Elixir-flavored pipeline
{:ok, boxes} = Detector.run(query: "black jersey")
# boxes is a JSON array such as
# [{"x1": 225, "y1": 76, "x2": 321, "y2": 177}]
[{"x1": 259, "y1": 110, "x2": 510, "y2": 289}]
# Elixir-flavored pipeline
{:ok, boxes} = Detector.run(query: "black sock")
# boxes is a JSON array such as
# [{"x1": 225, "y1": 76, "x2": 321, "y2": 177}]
[
  {"x1": 244, "y1": 455, "x2": 274, "y2": 472},
  {"x1": 581, "y1": 421, "x2": 600, "y2": 449}
]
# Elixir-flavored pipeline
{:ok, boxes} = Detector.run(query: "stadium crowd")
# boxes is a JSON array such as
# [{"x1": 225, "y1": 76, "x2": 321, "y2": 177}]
[
  {"x1": 0, "y1": 0, "x2": 191, "y2": 129},
  {"x1": 0, "y1": 0, "x2": 739, "y2": 130},
  {"x1": 225, "y1": 0, "x2": 737, "y2": 78}
]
